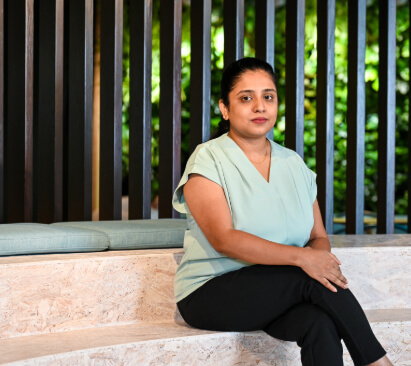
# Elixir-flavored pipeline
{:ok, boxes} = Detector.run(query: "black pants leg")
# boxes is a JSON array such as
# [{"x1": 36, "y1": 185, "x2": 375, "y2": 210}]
[
  {"x1": 265, "y1": 302, "x2": 344, "y2": 365},
  {"x1": 177, "y1": 264, "x2": 386, "y2": 366}
]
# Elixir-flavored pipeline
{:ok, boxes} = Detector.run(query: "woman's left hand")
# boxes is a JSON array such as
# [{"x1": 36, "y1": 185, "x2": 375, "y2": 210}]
[{"x1": 299, "y1": 246, "x2": 348, "y2": 292}]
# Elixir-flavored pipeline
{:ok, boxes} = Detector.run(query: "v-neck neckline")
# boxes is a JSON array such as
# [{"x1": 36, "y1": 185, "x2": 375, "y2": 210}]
[{"x1": 222, "y1": 133, "x2": 273, "y2": 184}]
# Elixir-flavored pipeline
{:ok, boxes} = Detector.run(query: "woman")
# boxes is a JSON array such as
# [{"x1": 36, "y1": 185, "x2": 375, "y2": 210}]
[{"x1": 172, "y1": 57, "x2": 392, "y2": 366}]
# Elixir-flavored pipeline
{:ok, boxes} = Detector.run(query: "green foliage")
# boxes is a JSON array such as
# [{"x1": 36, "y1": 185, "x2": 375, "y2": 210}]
[{"x1": 121, "y1": 0, "x2": 410, "y2": 216}]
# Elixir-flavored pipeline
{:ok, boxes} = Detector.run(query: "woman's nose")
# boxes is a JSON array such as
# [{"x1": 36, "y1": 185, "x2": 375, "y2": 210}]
[{"x1": 253, "y1": 97, "x2": 266, "y2": 112}]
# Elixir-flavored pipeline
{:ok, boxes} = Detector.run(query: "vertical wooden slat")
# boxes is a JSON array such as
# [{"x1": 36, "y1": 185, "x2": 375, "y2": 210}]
[
  {"x1": 159, "y1": 0, "x2": 182, "y2": 218},
  {"x1": 346, "y1": 0, "x2": 366, "y2": 234},
  {"x1": 54, "y1": 0, "x2": 64, "y2": 222},
  {"x1": 5, "y1": 0, "x2": 34, "y2": 223},
  {"x1": 33, "y1": 0, "x2": 40, "y2": 222},
  {"x1": 316, "y1": 0, "x2": 335, "y2": 234},
  {"x1": 62, "y1": 0, "x2": 70, "y2": 221},
  {"x1": 255, "y1": 0, "x2": 275, "y2": 141},
  {"x1": 189, "y1": 0, "x2": 211, "y2": 153},
  {"x1": 24, "y1": 0, "x2": 34, "y2": 223},
  {"x1": 223, "y1": 0, "x2": 244, "y2": 67},
  {"x1": 99, "y1": 0, "x2": 123, "y2": 220},
  {"x1": 0, "y1": 0, "x2": 3, "y2": 223},
  {"x1": 377, "y1": 0, "x2": 396, "y2": 234},
  {"x1": 67, "y1": 0, "x2": 93, "y2": 221},
  {"x1": 285, "y1": 0, "x2": 305, "y2": 158},
  {"x1": 36, "y1": 0, "x2": 64, "y2": 223},
  {"x1": 408, "y1": 2, "x2": 411, "y2": 233},
  {"x1": 129, "y1": 0, "x2": 152, "y2": 220},
  {"x1": 255, "y1": 0, "x2": 275, "y2": 67}
]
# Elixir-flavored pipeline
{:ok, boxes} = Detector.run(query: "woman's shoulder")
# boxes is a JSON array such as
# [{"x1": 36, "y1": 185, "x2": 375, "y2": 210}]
[
  {"x1": 270, "y1": 140, "x2": 302, "y2": 160},
  {"x1": 199, "y1": 133, "x2": 228, "y2": 149},
  {"x1": 189, "y1": 134, "x2": 228, "y2": 162}
]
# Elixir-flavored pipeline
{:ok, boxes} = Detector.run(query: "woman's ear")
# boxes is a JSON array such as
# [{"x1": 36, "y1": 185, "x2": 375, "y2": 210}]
[{"x1": 219, "y1": 99, "x2": 229, "y2": 120}]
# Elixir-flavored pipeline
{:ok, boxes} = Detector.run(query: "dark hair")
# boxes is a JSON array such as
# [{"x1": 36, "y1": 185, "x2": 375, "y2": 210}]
[{"x1": 210, "y1": 57, "x2": 277, "y2": 140}]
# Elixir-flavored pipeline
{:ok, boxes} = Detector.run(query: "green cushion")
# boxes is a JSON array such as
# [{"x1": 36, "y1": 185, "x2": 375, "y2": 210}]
[
  {"x1": 52, "y1": 219, "x2": 187, "y2": 250},
  {"x1": 0, "y1": 223, "x2": 109, "y2": 256}
]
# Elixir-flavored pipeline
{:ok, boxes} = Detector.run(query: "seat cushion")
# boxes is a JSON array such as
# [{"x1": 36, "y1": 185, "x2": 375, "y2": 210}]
[
  {"x1": 52, "y1": 219, "x2": 187, "y2": 250},
  {"x1": 0, "y1": 223, "x2": 109, "y2": 256}
]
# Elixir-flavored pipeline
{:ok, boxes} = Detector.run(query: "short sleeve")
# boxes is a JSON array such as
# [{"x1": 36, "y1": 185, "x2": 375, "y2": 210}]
[
  {"x1": 303, "y1": 164, "x2": 317, "y2": 204},
  {"x1": 172, "y1": 145, "x2": 222, "y2": 214},
  {"x1": 293, "y1": 152, "x2": 317, "y2": 205}
]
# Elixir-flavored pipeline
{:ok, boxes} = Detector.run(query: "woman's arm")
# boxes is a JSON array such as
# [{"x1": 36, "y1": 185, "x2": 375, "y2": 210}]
[
  {"x1": 305, "y1": 199, "x2": 332, "y2": 252},
  {"x1": 184, "y1": 174, "x2": 348, "y2": 292}
]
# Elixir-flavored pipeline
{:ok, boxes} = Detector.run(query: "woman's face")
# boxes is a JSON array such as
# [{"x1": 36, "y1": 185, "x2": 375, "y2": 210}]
[{"x1": 219, "y1": 69, "x2": 278, "y2": 139}]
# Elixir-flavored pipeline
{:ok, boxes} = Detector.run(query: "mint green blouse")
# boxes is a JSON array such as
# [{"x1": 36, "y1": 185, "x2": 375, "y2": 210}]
[{"x1": 172, "y1": 133, "x2": 317, "y2": 302}]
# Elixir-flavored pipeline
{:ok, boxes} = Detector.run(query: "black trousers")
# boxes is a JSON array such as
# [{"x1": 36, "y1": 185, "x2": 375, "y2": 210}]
[{"x1": 177, "y1": 265, "x2": 386, "y2": 366}]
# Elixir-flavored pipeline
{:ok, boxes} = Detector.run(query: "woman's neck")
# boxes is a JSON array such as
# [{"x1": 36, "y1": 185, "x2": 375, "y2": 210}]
[
  {"x1": 227, "y1": 131, "x2": 271, "y2": 182},
  {"x1": 227, "y1": 131, "x2": 268, "y2": 158}
]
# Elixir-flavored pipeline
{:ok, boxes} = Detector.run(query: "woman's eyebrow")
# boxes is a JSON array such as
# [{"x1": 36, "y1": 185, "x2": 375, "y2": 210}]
[{"x1": 236, "y1": 88, "x2": 277, "y2": 95}]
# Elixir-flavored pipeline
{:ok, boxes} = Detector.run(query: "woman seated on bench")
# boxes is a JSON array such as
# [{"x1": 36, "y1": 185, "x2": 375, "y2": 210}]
[{"x1": 172, "y1": 57, "x2": 392, "y2": 366}]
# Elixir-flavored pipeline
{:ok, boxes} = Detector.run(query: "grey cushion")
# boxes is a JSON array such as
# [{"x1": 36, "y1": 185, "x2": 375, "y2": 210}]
[
  {"x1": 0, "y1": 223, "x2": 109, "y2": 256},
  {"x1": 52, "y1": 219, "x2": 187, "y2": 250}
]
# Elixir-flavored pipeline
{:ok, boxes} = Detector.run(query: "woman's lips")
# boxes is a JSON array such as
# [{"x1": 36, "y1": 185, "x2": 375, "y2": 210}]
[{"x1": 252, "y1": 118, "x2": 268, "y2": 124}]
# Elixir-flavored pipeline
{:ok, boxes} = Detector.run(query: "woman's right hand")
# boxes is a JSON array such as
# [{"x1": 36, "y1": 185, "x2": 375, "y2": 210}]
[{"x1": 298, "y1": 247, "x2": 348, "y2": 292}]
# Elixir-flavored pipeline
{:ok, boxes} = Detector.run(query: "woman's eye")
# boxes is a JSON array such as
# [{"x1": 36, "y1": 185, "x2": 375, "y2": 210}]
[
  {"x1": 264, "y1": 95, "x2": 274, "y2": 100},
  {"x1": 241, "y1": 96, "x2": 252, "y2": 101}
]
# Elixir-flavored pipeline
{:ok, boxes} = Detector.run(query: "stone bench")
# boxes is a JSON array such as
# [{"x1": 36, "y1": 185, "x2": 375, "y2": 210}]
[
  {"x1": 1, "y1": 236, "x2": 410, "y2": 365},
  {"x1": 1, "y1": 312, "x2": 410, "y2": 365}
]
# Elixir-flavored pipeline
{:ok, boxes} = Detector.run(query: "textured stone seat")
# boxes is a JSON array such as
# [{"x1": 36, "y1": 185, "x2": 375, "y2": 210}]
[
  {"x1": 0, "y1": 235, "x2": 410, "y2": 365},
  {"x1": 1, "y1": 311, "x2": 410, "y2": 365}
]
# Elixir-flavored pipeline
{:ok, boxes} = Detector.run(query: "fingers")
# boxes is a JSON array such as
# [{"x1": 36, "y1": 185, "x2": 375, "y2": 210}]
[
  {"x1": 338, "y1": 271, "x2": 348, "y2": 285},
  {"x1": 301, "y1": 248, "x2": 349, "y2": 292},
  {"x1": 327, "y1": 252, "x2": 348, "y2": 288},
  {"x1": 321, "y1": 278, "x2": 337, "y2": 292},
  {"x1": 329, "y1": 261, "x2": 348, "y2": 283},
  {"x1": 327, "y1": 259, "x2": 348, "y2": 288},
  {"x1": 319, "y1": 260, "x2": 348, "y2": 291},
  {"x1": 329, "y1": 252, "x2": 341, "y2": 265},
  {"x1": 328, "y1": 272, "x2": 348, "y2": 289}
]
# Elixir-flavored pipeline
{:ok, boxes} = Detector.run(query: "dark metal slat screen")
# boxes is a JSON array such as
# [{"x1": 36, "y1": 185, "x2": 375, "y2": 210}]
[
  {"x1": 66, "y1": 0, "x2": 93, "y2": 221},
  {"x1": 346, "y1": 1, "x2": 366, "y2": 234},
  {"x1": 158, "y1": 0, "x2": 182, "y2": 218},
  {"x1": 316, "y1": 0, "x2": 335, "y2": 234},
  {"x1": 99, "y1": 0, "x2": 123, "y2": 221},
  {"x1": 377, "y1": 0, "x2": 396, "y2": 234},
  {"x1": 128, "y1": 0, "x2": 153, "y2": 220},
  {"x1": 223, "y1": 0, "x2": 244, "y2": 67},
  {"x1": 255, "y1": 0, "x2": 275, "y2": 67},
  {"x1": 0, "y1": 1, "x2": 403, "y2": 235},
  {"x1": 0, "y1": 0, "x2": 3, "y2": 223},
  {"x1": 189, "y1": 0, "x2": 211, "y2": 153},
  {"x1": 6, "y1": 0, "x2": 34, "y2": 223},
  {"x1": 255, "y1": 0, "x2": 275, "y2": 141},
  {"x1": 35, "y1": 0, "x2": 64, "y2": 223},
  {"x1": 409, "y1": 3, "x2": 411, "y2": 233},
  {"x1": 285, "y1": 0, "x2": 305, "y2": 158}
]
